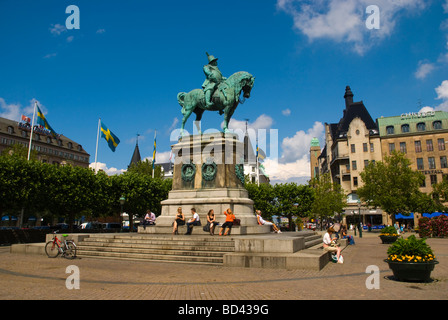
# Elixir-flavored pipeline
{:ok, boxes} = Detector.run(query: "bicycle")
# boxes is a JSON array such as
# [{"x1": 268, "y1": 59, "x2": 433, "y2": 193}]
[{"x1": 45, "y1": 231, "x2": 77, "y2": 259}]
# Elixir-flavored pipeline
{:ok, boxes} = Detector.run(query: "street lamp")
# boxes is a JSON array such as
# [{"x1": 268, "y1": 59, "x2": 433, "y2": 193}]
[
  {"x1": 357, "y1": 200, "x2": 363, "y2": 238},
  {"x1": 119, "y1": 196, "x2": 126, "y2": 231}
]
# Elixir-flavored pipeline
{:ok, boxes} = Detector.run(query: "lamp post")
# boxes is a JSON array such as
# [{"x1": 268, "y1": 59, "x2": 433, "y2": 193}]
[
  {"x1": 119, "y1": 196, "x2": 126, "y2": 232},
  {"x1": 357, "y1": 200, "x2": 363, "y2": 238}
]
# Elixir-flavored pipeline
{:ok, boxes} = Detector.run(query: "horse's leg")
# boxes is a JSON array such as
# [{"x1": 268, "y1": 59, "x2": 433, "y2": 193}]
[
  {"x1": 194, "y1": 109, "x2": 205, "y2": 135},
  {"x1": 180, "y1": 106, "x2": 194, "y2": 137},
  {"x1": 222, "y1": 103, "x2": 237, "y2": 133}
]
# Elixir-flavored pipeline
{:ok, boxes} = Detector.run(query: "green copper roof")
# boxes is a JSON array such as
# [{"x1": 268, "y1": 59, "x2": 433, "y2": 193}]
[
  {"x1": 310, "y1": 137, "x2": 320, "y2": 147},
  {"x1": 377, "y1": 111, "x2": 448, "y2": 136}
]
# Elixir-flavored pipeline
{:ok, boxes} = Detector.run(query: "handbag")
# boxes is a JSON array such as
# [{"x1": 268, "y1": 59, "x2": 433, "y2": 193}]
[
  {"x1": 203, "y1": 222, "x2": 210, "y2": 232},
  {"x1": 233, "y1": 218, "x2": 241, "y2": 226}
]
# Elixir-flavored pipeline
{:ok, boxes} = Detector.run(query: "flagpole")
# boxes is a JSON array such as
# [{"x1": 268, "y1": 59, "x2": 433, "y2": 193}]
[
  {"x1": 94, "y1": 118, "x2": 101, "y2": 173},
  {"x1": 256, "y1": 138, "x2": 260, "y2": 187},
  {"x1": 27, "y1": 101, "x2": 37, "y2": 161},
  {"x1": 152, "y1": 130, "x2": 157, "y2": 179}
]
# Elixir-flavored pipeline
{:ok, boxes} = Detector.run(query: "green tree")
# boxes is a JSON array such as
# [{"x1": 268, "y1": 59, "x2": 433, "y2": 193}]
[
  {"x1": 358, "y1": 151, "x2": 427, "y2": 224},
  {"x1": 273, "y1": 183, "x2": 315, "y2": 231},
  {"x1": 127, "y1": 159, "x2": 164, "y2": 178},
  {"x1": 310, "y1": 173, "x2": 346, "y2": 229},
  {"x1": 245, "y1": 182, "x2": 275, "y2": 217}
]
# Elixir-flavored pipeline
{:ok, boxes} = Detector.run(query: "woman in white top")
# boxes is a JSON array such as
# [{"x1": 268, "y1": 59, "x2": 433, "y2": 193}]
[
  {"x1": 256, "y1": 210, "x2": 281, "y2": 233},
  {"x1": 323, "y1": 226, "x2": 343, "y2": 263}
]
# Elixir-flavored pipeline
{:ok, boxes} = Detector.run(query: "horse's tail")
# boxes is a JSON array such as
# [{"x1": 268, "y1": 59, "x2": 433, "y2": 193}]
[{"x1": 177, "y1": 92, "x2": 186, "y2": 107}]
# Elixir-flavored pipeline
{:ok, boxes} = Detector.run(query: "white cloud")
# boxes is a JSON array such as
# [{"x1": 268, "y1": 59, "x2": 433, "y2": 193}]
[
  {"x1": 226, "y1": 114, "x2": 274, "y2": 132},
  {"x1": 260, "y1": 121, "x2": 325, "y2": 184},
  {"x1": 444, "y1": 0, "x2": 448, "y2": 13},
  {"x1": 89, "y1": 162, "x2": 126, "y2": 175},
  {"x1": 96, "y1": 29, "x2": 106, "y2": 34},
  {"x1": 0, "y1": 98, "x2": 41, "y2": 121},
  {"x1": 143, "y1": 151, "x2": 172, "y2": 164},
  {"x1": 436, "y1": 80, "x2": 448, "y2": 100},
  {"x1": 66, "y1": 36, "x2": 74, "y2": 43},
  {"x1": 279, "y1": 121, "x2": 324, "y2": 164},
  {"x1": 49, "y1": 24, "x2": 67, "y2": 36},
  {"x1": 277, "y1": 0, "x2": 426, "y2": 55},
  {"x1": 414, "y1": 61, "x2": 436, "y2": 79},
  {"x1": 43, "y1": 53, "x2": 57, "y2": 59},
  {"x1": 282, "y1": 108, "x2": 291, "y2": 116}
]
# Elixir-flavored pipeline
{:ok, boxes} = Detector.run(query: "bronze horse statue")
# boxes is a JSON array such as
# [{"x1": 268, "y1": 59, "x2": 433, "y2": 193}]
[{"x1": 177, "y1": 71, "x2": 255, "y2": 136}]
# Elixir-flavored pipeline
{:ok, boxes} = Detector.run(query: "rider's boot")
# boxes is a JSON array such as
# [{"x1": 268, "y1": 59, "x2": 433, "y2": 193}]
[{"x1": 205, "y1": 90, "x2": 214, "y2": 109}]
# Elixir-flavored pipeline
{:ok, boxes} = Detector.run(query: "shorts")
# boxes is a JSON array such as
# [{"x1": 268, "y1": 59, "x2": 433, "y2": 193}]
[{"x1": 323, "y1": 246, "x2": 338, "y2": 253}]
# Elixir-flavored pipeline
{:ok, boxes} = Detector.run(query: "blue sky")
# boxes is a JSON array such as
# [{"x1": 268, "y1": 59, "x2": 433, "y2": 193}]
[{"x1": 1, "y1": 0, "x2": 448, "y2": 183}]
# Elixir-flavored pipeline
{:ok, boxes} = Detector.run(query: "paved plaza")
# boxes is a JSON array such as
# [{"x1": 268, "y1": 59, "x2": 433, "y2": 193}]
[{"x1": 0, "y1": 231, "x2": 447, "y2": 301}]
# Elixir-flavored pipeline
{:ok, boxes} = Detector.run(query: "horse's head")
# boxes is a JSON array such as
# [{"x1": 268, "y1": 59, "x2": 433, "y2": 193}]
[
  {"x1": 238, "y1": 72, "x2": 255, "y2": 99},
  {"x1": 227, "y1": 71, "x2": 255, "y2": 99}
]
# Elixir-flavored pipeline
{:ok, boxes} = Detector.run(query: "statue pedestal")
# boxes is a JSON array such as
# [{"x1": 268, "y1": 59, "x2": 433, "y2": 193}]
[{"x1": 146, "y1": 133, "x2": 269, "y2": 234}]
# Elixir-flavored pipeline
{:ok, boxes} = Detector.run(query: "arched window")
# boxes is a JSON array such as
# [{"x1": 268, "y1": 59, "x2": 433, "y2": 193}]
[
  {"x1": 401, "y1": 124, "x2": 410, "y2": 133},
  {"x1": 417, "y1": 122, "x2": 426, "y2": 131},
  {"x1": 433, "y1": 121, "x2": 442, "y2": 130}
]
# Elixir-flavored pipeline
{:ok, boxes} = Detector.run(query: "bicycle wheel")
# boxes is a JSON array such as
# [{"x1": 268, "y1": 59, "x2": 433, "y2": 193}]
[
  {"x1": 63, "y1": 241, "x2": 77, "y2": 259},
  {"x1": 45, "y1": 241, "x2": 60, "y2": 258}
]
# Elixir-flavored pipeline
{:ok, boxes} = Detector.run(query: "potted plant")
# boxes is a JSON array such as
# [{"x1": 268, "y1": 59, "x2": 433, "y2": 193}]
[
  {"x1": 384, "y1": 235, "x2": 439, "y2": 282},
  {"x1": 379, "y1": 226, "x2": 400, "y2": 244}
]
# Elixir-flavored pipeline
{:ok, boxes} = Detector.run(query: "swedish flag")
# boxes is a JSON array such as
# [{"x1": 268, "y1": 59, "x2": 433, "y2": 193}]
[
  {"x1": 100, "y1": 121, "x2": 120, "y2": 152},
  {"x1": 36, "y1": 106, "x2": 58, "y2": 137}
]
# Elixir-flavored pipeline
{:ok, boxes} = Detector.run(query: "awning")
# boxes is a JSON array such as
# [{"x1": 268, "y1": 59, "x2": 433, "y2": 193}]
[
  {"x1": 423, "y1": 212, "x2": 448, "y2": 218},
  {"x1": 1, "y1": 215, "x2": 18, "y2": 221},
  {"x1": 395, "y1": 213, "x2": 414, "y2": 220}
]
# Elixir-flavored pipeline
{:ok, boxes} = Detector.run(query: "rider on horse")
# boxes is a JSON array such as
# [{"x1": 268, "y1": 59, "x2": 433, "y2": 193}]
[{"x1": 202, "y1": 52, "x2": 226, "y2": 109}]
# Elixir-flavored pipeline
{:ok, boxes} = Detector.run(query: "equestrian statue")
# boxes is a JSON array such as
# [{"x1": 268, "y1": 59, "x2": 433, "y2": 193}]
[{"x1": 177, "y1": 52, "x2": 255, "y2": 136}]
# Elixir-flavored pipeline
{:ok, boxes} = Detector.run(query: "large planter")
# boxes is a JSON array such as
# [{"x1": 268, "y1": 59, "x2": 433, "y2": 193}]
[
  {"x1": 384, "y1": 259, "x2": 439, "y2": 282},
  {"x1": 379, "y1": 235, "x2": 399, "y2": 244}
]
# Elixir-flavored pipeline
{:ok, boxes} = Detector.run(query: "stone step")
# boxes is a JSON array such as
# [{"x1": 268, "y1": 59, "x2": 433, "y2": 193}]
[
  {"x1": 76, "y1": 234, "x2": 235, "y2": 265},
  {"x1": 77, "y1": 249, "x2": 225, "y2": 265}
]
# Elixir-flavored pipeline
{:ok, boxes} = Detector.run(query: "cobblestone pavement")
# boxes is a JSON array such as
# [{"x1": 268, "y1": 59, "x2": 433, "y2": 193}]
[{"x1": 0, "y1": 232, "x2": 447, "y2": 301}]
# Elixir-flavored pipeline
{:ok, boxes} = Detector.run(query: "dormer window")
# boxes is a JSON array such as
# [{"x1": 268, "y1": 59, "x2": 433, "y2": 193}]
[
  {"x1": 67, "y1": 142, "x2": 73, "y2": 149},
  {"x1": 417, "y1": 122, "x2": 426, "y2": 131},
  {"x1": 7, "y1": 126, "x2": 14, "y2": 134},
  {"x1": 386, "y1": 126, "x2": 394, "y2": 135},
  {"x1": 401, "y1": 124, "x2": 410, "y2": 133},
  {"x1": 433, "y1": 121, "x2": 442, "y2": 130}
]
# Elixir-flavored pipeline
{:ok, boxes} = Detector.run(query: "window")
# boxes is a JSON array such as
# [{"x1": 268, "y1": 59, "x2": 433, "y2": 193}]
[
  {"x1": 7, "y1": 126, "x2": 14, "y2": 134},
  {"x1": 428, "y1": 157, "x2": 436, "y2": 169},
  {"x1": 353, "y1": 177, "x2": 358, "y2": 187},
  {"x1": 351, "y1": 144, "x2": 356, "y2": 153},
  {"x1": 363, "y1": 143, "x2": 368, "y2": 152},
  {"x1": 417, "y1": 158, "x2": 424, "y2": 170},
  {"x1": 415, "y1": 141, "x2": 422, "y2": 153},
  {"x1": 21, "y1": 131, "x2": 27, "y2": 138},
  {"x1": 389, "y1": 143, "x2": 395, "y2": 153},
  {"x1": 386, "y1": 126, "x2": 395, "y2": 134},
  {"x1": 441, "y1": 156, "x2": 447, "y2": 169},
  {"x1": 46, "y1": 137, "x2": 52, "y2": 143},
  {"x1": 370, "y1": 143, "x2": 374, "y2": 152},
  {"x1": 426, "y1": 140, "x2": 434, "y2": 152},
  {"x1": 417, "y1": 122, "x2": 426, "y2": 131},
  {"x1": 58, "y1": 140, "x2": 63, "y2": 146},
  {"x1": 364, "y1": 160, "x2": 369, "y2": 168},
  {"x1": 438, "y1": 138, "x2": 445, "y2": 151},
  {"x1": 433, "y1": 121, "x2": 442, "y2": 130},
  {"x1": 430, "y1": 175, "x2": 438, "y2": 186},
  {"x1": 401, "y1": 124, "x2": 410, "y2": 133},
  {"x1": 400, "y1": 142, "x2": 407, "y2": 154},
  {"x1": 68, "y1": 142, "x2": 73, "y2": 149},
  {"x1": 352, "y1": 161, "x2": 357, "y2": 171}
]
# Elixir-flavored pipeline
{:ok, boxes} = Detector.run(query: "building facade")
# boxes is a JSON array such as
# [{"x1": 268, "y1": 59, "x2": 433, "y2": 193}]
[
  {"x1": 317, "y1": 86, "x2": 384, "y2": 225},
  {"x1": 0, "y1": 117, "x2": 90, "y2": 167},
  {"x1": 313, "y1": 87, "x2": 448, "y2": 226},
  {"x1": 377, "y1": 110, "x2": 448, "y2": 195}
]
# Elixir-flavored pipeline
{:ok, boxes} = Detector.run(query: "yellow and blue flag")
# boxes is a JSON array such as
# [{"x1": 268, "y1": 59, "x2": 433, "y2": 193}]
[
  {"x1": 152, "y1": 130, "x2": 157, "y2": 170},
  {"x1": 36, "y1": 106, "x2": 58, "y2": 137},
  {"x1": 256, "y1": 145, "x2": 266, "y2": 161},
  {"x1": 100, "y1": 121, "x2": 120, "y2": 152}
]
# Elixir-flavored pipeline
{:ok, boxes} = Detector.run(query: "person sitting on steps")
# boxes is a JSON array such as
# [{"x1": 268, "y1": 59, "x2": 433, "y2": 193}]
[{"x1": 219, "y1": 208, "x2": 235, "y2": 236}]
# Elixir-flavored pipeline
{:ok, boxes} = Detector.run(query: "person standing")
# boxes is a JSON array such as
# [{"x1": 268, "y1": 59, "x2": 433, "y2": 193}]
[{"x1": 185, "y1": 208, "x2": 201, "y2": 235}]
